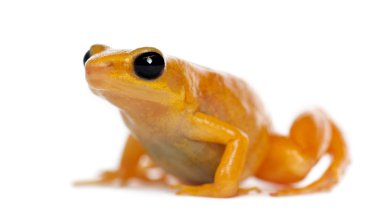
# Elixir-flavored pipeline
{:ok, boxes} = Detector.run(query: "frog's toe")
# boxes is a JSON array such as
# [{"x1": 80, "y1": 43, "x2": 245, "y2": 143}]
[
  {"x1": 270, "y1": 170, "x2": 339, "y2": 196},
  {"x1": 74, "y1": 170, "x2": 131, "y2": 186},
  {"x1": 172, "y1": 183, "x2": 242, "y2": 198},
  {"x1": 174, "y1": 183, "x2": 216, "y2": 197},
  {"x1": 238, "y1": 186, "x2": 262, "y2": 195}
]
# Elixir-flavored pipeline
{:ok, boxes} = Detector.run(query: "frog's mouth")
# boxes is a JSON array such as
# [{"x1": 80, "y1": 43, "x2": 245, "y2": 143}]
[{"x1": 86, "y1": 69, "x2": 184, "y2": 106}]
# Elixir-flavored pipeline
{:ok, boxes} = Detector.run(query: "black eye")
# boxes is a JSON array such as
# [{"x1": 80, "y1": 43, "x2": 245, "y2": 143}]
[
  {"x1": 83, "y1": 50, "x2": 92, "y2": 65},
  {"x1": 133, "y1": 52, "x2": 165, "y2": 80}
]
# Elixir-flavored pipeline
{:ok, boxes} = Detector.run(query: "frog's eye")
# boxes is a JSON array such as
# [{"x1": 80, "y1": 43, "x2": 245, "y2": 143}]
[
  {"x1": 83, "y1": 50, "x2": 92, "y2": 65},
  {"x1": 133, "y1": 52, "x2": 165, "y2": 80}
]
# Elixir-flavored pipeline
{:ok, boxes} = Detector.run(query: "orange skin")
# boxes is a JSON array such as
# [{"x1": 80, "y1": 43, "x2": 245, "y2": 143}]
[{"x1": 77, "y1": 44, "x2": 349, "y2": 198}]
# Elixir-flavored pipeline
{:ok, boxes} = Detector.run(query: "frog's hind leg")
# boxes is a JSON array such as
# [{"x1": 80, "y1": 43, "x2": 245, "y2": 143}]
[
  {"x1": 75, "y1": 135, "x2": 168, "y2": 186},
  {"x1": 255, "y1": 109, "x2": 349, "y2": 196}
]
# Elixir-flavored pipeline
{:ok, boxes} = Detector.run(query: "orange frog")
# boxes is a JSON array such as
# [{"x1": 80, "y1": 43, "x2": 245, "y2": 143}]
[{"x1": 77, "y1": 44, "x2": 349, "y2": 197}]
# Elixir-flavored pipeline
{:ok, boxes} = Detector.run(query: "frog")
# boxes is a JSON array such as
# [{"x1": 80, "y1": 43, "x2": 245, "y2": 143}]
[{"x1": 77, "y1": 44, "x2": 349, "y2": 197}]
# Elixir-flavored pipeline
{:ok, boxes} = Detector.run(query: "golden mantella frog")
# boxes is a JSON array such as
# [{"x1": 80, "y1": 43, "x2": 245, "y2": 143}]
[{"x1": 78, "y1": 44, "x2": 349, "y2": 197}]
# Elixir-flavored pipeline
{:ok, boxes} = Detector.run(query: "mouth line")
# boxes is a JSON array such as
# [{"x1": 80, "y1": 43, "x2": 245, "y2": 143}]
[{"x1": 87, "y1": 76, "x2": 181, "y2": 104}]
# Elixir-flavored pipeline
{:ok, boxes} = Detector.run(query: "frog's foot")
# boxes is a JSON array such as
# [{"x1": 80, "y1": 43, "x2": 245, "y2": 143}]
[
  {"x1": 171, "y1": 183, "x2": 261, "y2": 198},
  {"x1": 74, "y1": 169, "x2": 133, "y2": 186},
  {"x1": 270, "y1": 170, "x2": 340, "y2": 196},
  {"x1": 75, "y1": 166, "x2": 168, "y2": 187}
]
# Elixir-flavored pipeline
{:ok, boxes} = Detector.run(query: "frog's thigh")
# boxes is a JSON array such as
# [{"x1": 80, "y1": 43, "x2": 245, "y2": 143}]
[
  {"x1": 255, "y1": 110, "x2": 349, "y2": 196},
  {"x1": 174, "y1": 112, "x2": 249, "y2": 198}
]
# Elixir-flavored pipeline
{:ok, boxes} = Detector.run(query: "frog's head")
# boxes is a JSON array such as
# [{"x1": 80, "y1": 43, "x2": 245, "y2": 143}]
[{"x1": 83, "y1": 45, "x2": 190, "y2": 111}]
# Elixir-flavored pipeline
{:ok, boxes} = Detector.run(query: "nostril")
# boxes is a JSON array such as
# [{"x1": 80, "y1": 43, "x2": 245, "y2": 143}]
[{"x1": 83, "y1": 50, "x2": 92, "y2": 65}]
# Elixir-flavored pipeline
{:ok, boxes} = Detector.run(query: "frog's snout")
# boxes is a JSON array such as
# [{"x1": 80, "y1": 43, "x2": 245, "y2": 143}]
[
  {"x1": 85, "y1": 60, "x2": 113, "y2": 77},
  {"x1": 84, "y1": 57, "x2": 115, "y2": 92},
  {"x1": 83, "y1": 44, "x2": 109, "y2": 66},
  {"x1": 83, "y1": 44, "x2": 112, "y2": 78}
]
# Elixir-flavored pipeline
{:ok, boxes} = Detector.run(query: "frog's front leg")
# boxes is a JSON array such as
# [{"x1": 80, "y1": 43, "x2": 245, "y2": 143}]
[
  {"x1": 75, "y1": 135, "x2": 166, "y2": 186},
  {"x1": 173, "y1": 112, "x2": 254, "y2": 198}
]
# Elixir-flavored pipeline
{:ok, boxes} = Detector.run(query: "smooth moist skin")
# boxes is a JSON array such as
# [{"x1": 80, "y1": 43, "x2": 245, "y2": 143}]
[{"x1": 78, "y1": 44, "x2": 349, "y2": 197}]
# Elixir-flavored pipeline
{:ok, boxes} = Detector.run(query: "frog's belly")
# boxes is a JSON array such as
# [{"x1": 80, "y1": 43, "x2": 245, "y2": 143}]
[{"x1": 141, "y1": 137, "x2": 224, "y2": 184}]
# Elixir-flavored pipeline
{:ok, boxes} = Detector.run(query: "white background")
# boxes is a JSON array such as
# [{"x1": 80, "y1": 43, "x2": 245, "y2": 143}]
[{"x1": 0, "y1": 0, "x2": 379, "y2": 219}]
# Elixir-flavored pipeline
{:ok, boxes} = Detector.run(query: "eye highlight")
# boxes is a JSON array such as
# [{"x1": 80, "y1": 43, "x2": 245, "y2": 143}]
[{"x1": 133, "y1": 52, "x2": 165, "y2": 80}]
